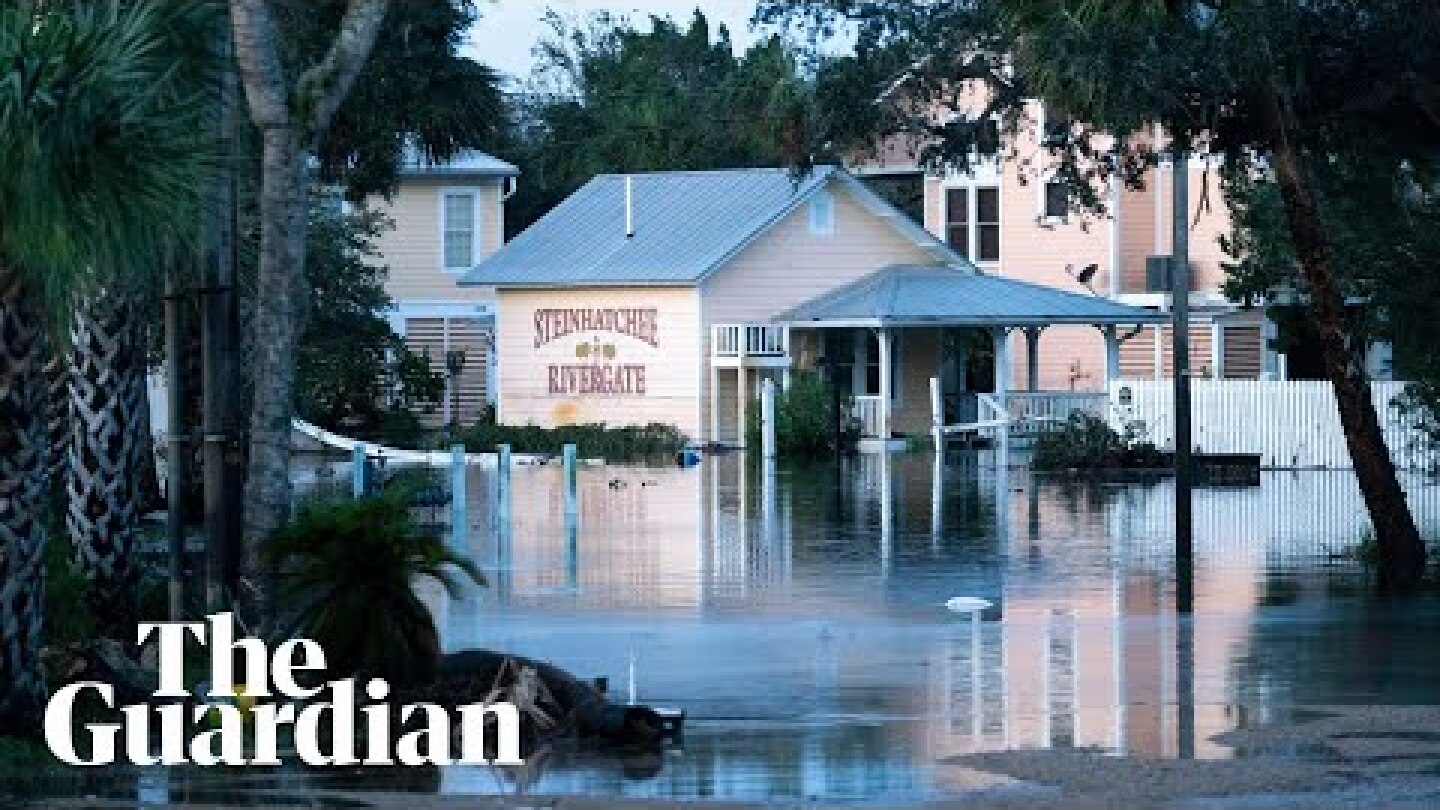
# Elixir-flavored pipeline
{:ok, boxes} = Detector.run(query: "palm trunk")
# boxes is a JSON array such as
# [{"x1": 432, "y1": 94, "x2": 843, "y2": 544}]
[
  {"x1": 66, "y1": 295, "x2": 148, "y2": 635},
  {"x1": 0, "y1": 273, "x2": 50, "y2": 735},
  {"x1": 1264, "y1": 90, "x2": 1427, "y2": 591},
  {"x1": 239, "y1": 125, "x2": 307, "y2": 622}
]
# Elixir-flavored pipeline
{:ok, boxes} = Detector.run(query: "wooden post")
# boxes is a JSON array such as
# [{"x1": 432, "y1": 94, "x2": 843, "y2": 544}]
[
  {"x1": 563, "y1": 443, "x2": 578, "y2": 515},
  {"x1": 760, "y1": 377, "x2": 777, "y2": 459},
  {"x1": 992, "y1": 326, "x2": 1011, "y2": 468},
  {"x1": 201, "y1": 31, "x2": 239, "y2": 612},
  {"x1": 450, "y1": 444, "x2": 466, "y2": 549},
  {"x1": 1103, "y1": 325, "x2": 1121, "y2": 390},
  {"x1": 1024, "y1": 326, "x2": 1042, "y2": 392},
  {"x1": 736, "y1": 368, "x2": 748, "y2": 447},
  {"x1": 930, "y1": 376, "x2": 944, "y2": 453},
  {"x1": 351, "y1": 442, "x2": 366, "y2": 498},
  {"x1": 495, "y1": 443, "x2": 512, "y2": 597},
  {"x1": 164, "y1": 272, "x2": 188, "y2": 621}
]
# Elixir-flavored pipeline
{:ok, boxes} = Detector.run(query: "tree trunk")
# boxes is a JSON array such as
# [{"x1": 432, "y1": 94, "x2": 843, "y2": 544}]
[
  {"x1": 229, "y1": 0, "x2": 389, "y2": 627},
  {"x1": 239, "y1": 124, "x2": 307, "y2": 622},
  {"x1": 1264, "y1": 92, "x2": 1428, "y2": 592},
  {"x1": 66, "y1": 295, "x2": 147, "y2": 635},
  {"x1": 0, "y1": 273, "x2": 50, "y2": 735}
]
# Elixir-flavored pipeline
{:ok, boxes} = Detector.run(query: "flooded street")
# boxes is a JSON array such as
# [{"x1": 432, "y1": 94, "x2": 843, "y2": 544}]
[{"x1": 419, "y1": 453, "x2": 1440, "y2": 803}]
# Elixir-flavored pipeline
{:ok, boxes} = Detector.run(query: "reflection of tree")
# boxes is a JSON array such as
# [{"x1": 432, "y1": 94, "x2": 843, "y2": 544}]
[{"x1": 1234, "y1": 569, "x2": 1438, "y2": 706}]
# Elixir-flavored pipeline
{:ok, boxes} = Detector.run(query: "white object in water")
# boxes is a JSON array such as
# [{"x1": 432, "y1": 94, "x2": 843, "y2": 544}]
[{"x1": 945, "y1": 596, "x2": 993, "y2": 613}]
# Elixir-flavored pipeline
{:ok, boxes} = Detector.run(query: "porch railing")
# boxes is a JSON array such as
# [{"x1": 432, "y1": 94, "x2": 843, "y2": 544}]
[
  {"x1": 1004, "y1": 391, "x2": 1108, "y2": 428},
  {"x1": 852, "y1": 395, "x2": 884, "y2": 438},
  {"x1": 712, "y1": 324, "x2": 789, "y2": 359}
]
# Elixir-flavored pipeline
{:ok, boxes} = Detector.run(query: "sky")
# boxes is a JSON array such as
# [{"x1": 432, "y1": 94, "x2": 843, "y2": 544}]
[{"x1": 464, "y1": 1, "x2": 774, "y2": 85}]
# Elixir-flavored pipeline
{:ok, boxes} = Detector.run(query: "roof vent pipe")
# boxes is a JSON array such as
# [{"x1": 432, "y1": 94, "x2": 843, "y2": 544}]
[{"x1": 625, "y1": 175, "x2": 634, "y2": 238}]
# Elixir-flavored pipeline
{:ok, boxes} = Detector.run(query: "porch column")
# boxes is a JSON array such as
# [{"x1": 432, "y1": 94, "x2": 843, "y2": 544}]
[
  {"x1": 1024, "y1": 327, "x2": 1042, "y2": 392},
  {"x1": 736, "y1": 367, "x2": 748, "y2": 447},
  {"x1": 877, "y1": 326, "x2": 894, "y2": 439},
  {"x1": 710, "y1": 364, "x2": 720, "y2": 444},
  {"x1": 991, "y1": 326, "x2": 1011, "y2": 408},
  {"x1": 1103, "y1": 325, "x2": 1121, "y2": 389}
]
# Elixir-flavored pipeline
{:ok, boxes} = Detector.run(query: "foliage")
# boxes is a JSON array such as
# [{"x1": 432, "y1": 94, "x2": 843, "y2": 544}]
[
  {"x1": 294, "y1": 200, "x2": 445, "y2": 437},
  {"x1": 278, "y1": 0, "x2": 509, "y2": 199},
  {"x1": 457, "y1": 413, "x2": 688, "y2": 462},
  {"x1": 745, "y1": 371, "x2": 860, "y2": 458},
  {"x1": 43, "y1": 512, "x2": 97, "y2": 647},
  {"x1": 506, "y1": 9, "x2": 822, "y2": 233},
  {"x1": 763, "y1": 0, "x2": 1440, "y2": 588},
  {"x1": 1220, "y1": 148, "x2": 1440, "y2": 445},
  {"x1": 266, "y1": 491, "x2": 483, "y2": 687},
  {"x1": 1031, "y1": 413, "x2": 1167, "y2": 472},
  {"x1": 0, "y1": 0, "x2": 215, "y2": 322}
]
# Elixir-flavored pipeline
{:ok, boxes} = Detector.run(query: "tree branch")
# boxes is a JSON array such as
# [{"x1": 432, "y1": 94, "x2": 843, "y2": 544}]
[
  {"x1": 295, "y1": 0, "x2": 389, "y2": 141},
  {"x1": 229, "y1": 0, "x2": 289, "y2": 128}
]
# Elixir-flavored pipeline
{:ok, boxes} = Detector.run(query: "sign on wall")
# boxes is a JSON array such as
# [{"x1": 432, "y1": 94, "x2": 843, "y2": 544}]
[{"x1": 533, "y1": 307, "x2": 659, "y2": 396}]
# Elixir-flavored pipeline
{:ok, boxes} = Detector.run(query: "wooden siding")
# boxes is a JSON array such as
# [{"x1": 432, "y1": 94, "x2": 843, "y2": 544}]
[
  {"x1": 368, "y1": 176, "x2": 506, "y2": 303},
  {"x1": 700, "y1": 182, "x2": 937, "y2": 441},
  {"x1": 494, "y1": 287, "x2": 702, "y2": 438},
  {"x1": 1115, "y1": 323, "x2": 1228, "y2": 380},
  {"x1": 1222, "y1": 324, "x2": 1263, "y2": 379}
]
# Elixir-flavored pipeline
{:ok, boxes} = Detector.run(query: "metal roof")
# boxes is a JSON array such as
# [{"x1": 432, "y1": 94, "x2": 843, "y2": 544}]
[
  {"x1": 775, "y1": 265, "x2": 1169, "y2": 327},
  {"x1": 460, "y1": 166, "x2": 962, "y2": 288},
  {"x1": 400, "y1": 147, "x2": 518, "y2": 178}
]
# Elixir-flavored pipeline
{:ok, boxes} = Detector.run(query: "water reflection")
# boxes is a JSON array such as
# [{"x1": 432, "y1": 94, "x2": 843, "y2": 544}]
[{"x1": 423, "y1": 452, "x2": 1440, "y2": 802}]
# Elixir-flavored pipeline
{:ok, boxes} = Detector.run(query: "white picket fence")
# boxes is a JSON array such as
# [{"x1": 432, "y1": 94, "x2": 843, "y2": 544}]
[{"x1": 1108, "y1": 380, "x2": 1438, "y2": 470}]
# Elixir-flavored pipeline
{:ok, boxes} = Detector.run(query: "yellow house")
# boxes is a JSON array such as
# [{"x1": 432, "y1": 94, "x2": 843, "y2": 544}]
[
  {"x1": 461, "y1": 167, "x2": 1165, "y2": 446},
  {"x1": 368, "y1": 148, "x2": 517, "y2": 426}
]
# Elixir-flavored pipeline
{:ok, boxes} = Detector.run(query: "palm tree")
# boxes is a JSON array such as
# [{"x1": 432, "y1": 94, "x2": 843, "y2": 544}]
[
  {"x1": 266, "y1": 487, "x2": 484, "y2": 687},
  {"x1": 0, "y1": 1, "x2": 212, "y2": 733},
  {"x1": 65, "y1": 294, "x2": 152, "y2": 635}
]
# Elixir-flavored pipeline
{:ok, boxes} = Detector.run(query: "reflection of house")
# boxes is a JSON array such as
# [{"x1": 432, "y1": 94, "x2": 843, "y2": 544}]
[
  {"x1": 462, "y1": 167, "x2": 1163, "y2": 444},
  {"x1": 366, "y1": 149, "x2": 518, "y2": 425}
]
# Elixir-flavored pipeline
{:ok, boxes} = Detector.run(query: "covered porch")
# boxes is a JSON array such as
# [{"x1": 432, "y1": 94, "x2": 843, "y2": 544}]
[{"x1": 712, "y1": 265, "x2": 1168, "y2": 447}]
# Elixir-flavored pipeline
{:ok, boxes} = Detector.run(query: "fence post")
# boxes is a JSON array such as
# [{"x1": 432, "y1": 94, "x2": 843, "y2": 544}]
[
  {"x1": 760, "y1": 377, "x2": 777, "y2": 459},
  {"x1": 451, "y1": 444, "x2": 467, "y2": 549},
  {"x1": 563, "y1": 443, "x2": 578, "y2": 515},
  {"x1": 930, "y1": 376, "x2": 943, "y2": 453},
  {"x1": 352, "y1": 442, "x2": 367, "y2": 498}
]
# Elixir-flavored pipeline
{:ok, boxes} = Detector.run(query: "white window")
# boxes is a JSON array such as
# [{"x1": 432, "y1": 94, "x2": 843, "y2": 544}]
[
  {"x1": 809, "y1": 190, "x2": 835, "y2": 236},
  {"x1": 944, "y1": 186, "x2": 1001, "y2": 263},
  {"x1": 441, "y1": 190, "x2": 479, "y2": 272}
]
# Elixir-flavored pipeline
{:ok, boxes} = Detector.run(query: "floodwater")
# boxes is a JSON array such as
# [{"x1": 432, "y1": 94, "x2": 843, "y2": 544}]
[
  {"x1": 9, "y1": 452, "x2": 1439, "y2": 806},
  {"x1": 417, "y1": 451, "x2": 1440, "y2": 803}
]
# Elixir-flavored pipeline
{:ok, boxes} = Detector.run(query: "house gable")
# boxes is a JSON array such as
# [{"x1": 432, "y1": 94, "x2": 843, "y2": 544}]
[{"x1": 701, "y1": 177, "x2": 946, "y2": 326}]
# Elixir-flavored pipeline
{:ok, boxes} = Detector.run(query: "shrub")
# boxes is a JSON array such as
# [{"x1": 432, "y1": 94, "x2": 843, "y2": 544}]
[
  {"x1": 456, "y1": 414, "x2": 688, "y2": 462},
  {"x1": 266, "y1": 492, "x2": 483, "y2": 687},
  {"x1": 746, "y1": 370, "x2": 860, "y2": 458},
  {"x1": 1031, "y1": 412, "x2": 1168, "y2": 471}
]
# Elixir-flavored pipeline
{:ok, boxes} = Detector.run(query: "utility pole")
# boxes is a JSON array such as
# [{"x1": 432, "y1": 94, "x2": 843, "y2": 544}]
[
  {"x1": 202, "y1": 26, "x2": 240, "y2": 612},
  {"x1": 164, "y1": 271, "x2": 188, "y2": 621},
  {"x1": 1172, "y1": 147, "x2": 1195, "y2": 615}
]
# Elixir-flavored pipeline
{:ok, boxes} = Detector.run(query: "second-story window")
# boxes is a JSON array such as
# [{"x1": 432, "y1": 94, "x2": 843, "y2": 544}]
[
  {"x1": 442, "y1": 190, "x2": 478, "y2": 272},
  {"x1": 1043, "y1": 180, "x2": 1070, "y2": 219},
  {"x1": 946, "y1": 186, "x2": 1001, "y2": 263}
]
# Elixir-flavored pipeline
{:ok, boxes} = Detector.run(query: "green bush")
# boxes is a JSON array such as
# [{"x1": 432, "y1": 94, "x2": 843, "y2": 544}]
[
  {"x1": 746, "y1": 370, "x2": 860, "y2": 458},
  {"x1": 266, "y1": 492, "x2": 483, "y2": 687},
  {"x1": 456, "y1": 415, "x2": 688, "y2": 462},
  {"x1": 1031, "y1": 412, "x2": 1168, "y2": 471}
]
